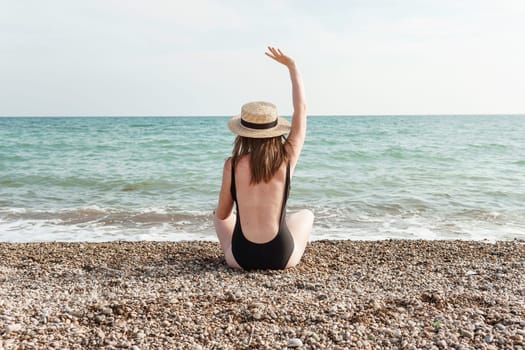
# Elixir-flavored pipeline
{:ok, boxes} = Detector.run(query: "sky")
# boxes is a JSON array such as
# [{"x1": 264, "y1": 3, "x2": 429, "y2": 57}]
[{"x1": 1, "y1": 0, "x2": 524, "y2": 116}]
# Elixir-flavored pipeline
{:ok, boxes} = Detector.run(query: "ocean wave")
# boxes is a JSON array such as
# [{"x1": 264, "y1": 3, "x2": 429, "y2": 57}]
[
  {"x1": 0, "y1": 207, "x2": 211, "y2": 227},
  {"x1": 0, "y1": 175, "x2": 181, "y2": 193}
]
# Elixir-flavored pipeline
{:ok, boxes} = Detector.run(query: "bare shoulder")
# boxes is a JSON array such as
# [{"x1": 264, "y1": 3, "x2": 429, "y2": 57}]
[
  {"x1": 223, "y1": 157, "x2": 232, "y2": 171},
  {"x1": 220, "y1": 157, "x2": 233, "y2": 185}
]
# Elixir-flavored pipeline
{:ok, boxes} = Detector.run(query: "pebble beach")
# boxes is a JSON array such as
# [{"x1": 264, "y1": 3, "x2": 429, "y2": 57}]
[{"x1": 1, "y1": 240, "x2": 524, "y2": 349}]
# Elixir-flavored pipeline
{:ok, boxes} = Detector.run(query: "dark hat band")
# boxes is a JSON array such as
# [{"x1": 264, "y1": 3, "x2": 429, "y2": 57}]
[{"x1": 241, "y1": 118, "x2": 278, "y2": 130}]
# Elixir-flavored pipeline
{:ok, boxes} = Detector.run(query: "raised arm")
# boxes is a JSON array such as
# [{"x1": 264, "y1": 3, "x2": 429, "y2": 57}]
[{"x1": 265, "y1": 47, "x2": 306, "y2": 173}]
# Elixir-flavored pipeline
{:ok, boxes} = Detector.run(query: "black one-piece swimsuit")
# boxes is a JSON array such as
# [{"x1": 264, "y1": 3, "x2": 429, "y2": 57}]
[{"x1": 230, "y1": 161, "x2": 295, "y2": 270}]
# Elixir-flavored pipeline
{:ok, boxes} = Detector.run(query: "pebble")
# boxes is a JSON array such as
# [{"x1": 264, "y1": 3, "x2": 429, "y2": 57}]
[
  {"x1": 4, "y1": 323, "x2": 22, "y2": 333},
  {"x1": 460, "y1": 329, "x2": 473, "y2": 338},
  {"x1": 484, "y1": 334, "x2": 493, "y2": 343},
  {"x1": 96, "y1": 329, "x2": 105, "y2": 339},
  {"x1": 436, "y1": 339, "x2": 447, "y2": 348},
  {"x1": 135, "y1": 331, "x2": 145, "y2": 339},
  {"x1": 287, "y1": 338, "x2": 303, "y2": 348},
  {"x1": 515, "y1": 334, "x2": 524, "y2": 341},
  {"x1": 494, "y1": 323, "x2": 505, "y2": 331},
  {"x1": 356, "y1": 325, "x2": 366, "y2": 334}
]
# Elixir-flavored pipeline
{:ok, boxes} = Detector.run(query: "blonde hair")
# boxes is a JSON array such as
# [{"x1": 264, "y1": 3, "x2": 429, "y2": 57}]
[{"x1": 232, "y1": 136, "x2": 288, "y2": 184}]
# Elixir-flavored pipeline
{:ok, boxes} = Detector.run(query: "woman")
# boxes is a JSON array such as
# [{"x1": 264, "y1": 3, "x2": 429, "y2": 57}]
[{"x1": 213, "y1": 47, "x2": 313, "y2": 270}]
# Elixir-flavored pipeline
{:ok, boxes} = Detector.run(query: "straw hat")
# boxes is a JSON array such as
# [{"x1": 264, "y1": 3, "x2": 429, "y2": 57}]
[{"x1": 228, "y1": 101, "x2": 291, "y2": 138}]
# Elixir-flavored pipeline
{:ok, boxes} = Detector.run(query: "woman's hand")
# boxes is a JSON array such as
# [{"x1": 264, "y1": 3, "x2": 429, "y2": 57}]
[{"x1": 265, "y1": 46, "x2": 295, "y2": 68}]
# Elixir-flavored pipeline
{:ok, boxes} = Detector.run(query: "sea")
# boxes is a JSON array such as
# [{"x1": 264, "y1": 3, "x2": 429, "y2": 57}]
[{"x1": 1, "y1": 115, "x2": 524, "y2": 242}]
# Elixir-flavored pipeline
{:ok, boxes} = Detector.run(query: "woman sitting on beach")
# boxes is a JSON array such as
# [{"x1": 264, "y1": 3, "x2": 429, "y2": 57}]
[{"x1": 213, "y1": 47, "x2": 314, "y2": 270}]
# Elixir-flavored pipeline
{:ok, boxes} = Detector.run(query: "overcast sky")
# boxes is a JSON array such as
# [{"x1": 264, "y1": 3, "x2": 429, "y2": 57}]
[{"x1": 1, "y1": 0, "x2": 524, "y2": 116}]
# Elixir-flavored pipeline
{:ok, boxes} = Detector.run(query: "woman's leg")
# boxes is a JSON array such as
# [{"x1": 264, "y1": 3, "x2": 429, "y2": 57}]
[
  {"x1": 286, "y1": 209, "x2": 314, "y2": 268},
  {"x1": 213, "y1": 212, "x2": 241, "y2": 269}
]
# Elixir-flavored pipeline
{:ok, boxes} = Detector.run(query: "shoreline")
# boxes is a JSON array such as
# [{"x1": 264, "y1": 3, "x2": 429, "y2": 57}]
[{"x1": 1, "y1": 240, "x2": 524, "y2": 349}]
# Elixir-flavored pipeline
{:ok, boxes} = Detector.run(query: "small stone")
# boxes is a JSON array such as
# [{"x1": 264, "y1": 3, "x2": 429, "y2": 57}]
[
  {"x1": 5, "y1": 323, "x2": 22, "y2": 333},
  {"x1": 436, "y1": 339, "x2": 447, "y2": 348},
  {"x1": 131, "y1": 346, "x2": 140, "y2": 350},
  {"x1": 484, "y1": 334, "x2": 493, "y2": 343},
  {"x1": 305, "y1": 283, "x2": 317, "y2": 290},
  {"x1": 252, "y1": 311, "x2": 263, "y2": 320},
  {"x1": 192, "y1": 345, "x2": 203, "y2": 350},
  {"x1": 96, "y1": 329, "x2": 105, "y2": 339},
  {"x1": 460, "y1": 329, "x2": 473, "y2": 338},
  {"x1": 356, "y1": 325, "x2": 366, "y2": 334},
  {"x1": 287, "y1": 338, "x2": 303, "y2": 348},
  {"x1": 136, "y1": 331, "x2": 145, "y2": 339},
  {"x1": 63, "y1": 306, "x2": 73, "y2": 313},
  {"x1": 371, "y1": 300, "x2": 382, "y2": 310},
  {"x1": 494, "y1": 323, "x2": 505, "y2": 331}
]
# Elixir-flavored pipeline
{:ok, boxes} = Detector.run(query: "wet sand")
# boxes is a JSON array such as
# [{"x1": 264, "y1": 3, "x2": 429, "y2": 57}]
[{"x1": 1, "y1": 240, "x2": 524, "y2": 349}]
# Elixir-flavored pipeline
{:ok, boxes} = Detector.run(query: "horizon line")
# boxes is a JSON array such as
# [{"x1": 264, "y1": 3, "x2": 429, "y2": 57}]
[{"x1": 1, "y1": 113, "x2": 525, "y2": 118}]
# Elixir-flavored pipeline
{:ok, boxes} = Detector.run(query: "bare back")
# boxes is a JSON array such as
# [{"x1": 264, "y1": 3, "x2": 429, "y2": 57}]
[{"x1": 233, "y1": 155, "x2": 288, "y2": 243}]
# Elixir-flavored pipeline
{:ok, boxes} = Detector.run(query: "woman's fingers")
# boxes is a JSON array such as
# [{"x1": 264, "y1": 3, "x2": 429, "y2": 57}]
[
  {"x1": 268, "y1": 46, "x2": 282, "y2": 58},
  {"x1": 266, "y1": 46, "x2": 293, "y2": 66}
]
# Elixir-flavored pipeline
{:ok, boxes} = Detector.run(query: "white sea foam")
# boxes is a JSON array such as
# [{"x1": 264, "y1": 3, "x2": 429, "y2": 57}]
[{"x1": 1, "y1": 209, "x2": 524, "y2": 242}]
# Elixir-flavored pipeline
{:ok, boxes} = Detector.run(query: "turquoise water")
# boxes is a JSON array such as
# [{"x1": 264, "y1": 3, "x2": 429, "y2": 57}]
[{"x1": 1, "y1": 115, "x2": 524, "y2": 242}]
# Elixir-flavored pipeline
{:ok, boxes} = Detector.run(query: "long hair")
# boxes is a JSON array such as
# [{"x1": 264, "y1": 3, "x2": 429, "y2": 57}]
[{"x1": 232, "y1": 135, "x2": 288, "y2": 184}]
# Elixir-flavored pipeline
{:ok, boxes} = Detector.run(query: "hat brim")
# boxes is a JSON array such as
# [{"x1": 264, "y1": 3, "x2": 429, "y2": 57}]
[{"x1": 228, "y1": 115, "x2": 291, "y2": 138}]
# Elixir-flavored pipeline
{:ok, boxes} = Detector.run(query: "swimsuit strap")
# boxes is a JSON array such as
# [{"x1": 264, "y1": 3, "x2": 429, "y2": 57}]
[
  {"x1": 230, "y1": 158, "x2": 237, "y2": 202},
  {"x1": 280, "y1": 162, "x2": 291, "y2": 222}
]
